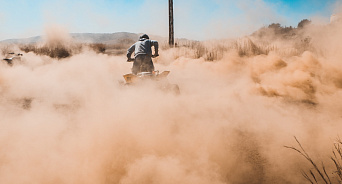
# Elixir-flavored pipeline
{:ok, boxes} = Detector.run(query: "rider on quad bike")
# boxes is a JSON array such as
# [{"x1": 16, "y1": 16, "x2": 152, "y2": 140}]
[
  {"x1": 124, "y1": 34, "x2": 180, "y2": 94},
  {"x1": 126, "y1": 34, "x2": 159, "y2": 74}
]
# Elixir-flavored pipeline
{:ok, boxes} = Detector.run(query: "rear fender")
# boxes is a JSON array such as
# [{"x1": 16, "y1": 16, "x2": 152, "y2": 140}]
[
  {"x1": 123, "y1": 74, "x2": 137, "y2": 84},
  {"x1": 157, "y1": 71, "x2": 170, "y2": 78}
]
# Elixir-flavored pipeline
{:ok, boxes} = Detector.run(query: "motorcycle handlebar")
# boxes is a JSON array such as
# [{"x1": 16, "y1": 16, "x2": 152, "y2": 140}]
[{"x1": 127, "y1": 55, "x2": 159, "y2": 62}]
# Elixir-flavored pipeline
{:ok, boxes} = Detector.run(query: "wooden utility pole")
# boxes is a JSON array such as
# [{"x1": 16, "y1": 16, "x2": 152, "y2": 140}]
[{"x1": 169, "y1": 0, "x2": 174, "y2": 47}]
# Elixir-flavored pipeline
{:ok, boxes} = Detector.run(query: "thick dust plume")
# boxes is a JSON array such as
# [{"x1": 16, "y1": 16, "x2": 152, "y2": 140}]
[{"x1": 1, "y1": 21, "x2": 342, "y2": 184}]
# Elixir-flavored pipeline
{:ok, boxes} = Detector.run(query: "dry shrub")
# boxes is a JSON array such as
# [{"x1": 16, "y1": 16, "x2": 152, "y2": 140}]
[
  {"x1": 168, "y1": 40, "x2": 229, "y2": 61},
  {"x1": 19, "y1": 43, "x2": 109, "y2": 59},
  {"x1": 233, "y1": 37, "x2": 276, "y2": 56},
  {"x1": 166, "y1": 21, "x2": 313, "y2": 62},
  {"x1": 286, "y1": 137, "x2": 342, "y2": 184},
  {"x1": 89, "y1": 43, "x2": 106, "y2": 54},
  {"x1": 19, "y1": 44, "x2": 80, "y2": 59}
]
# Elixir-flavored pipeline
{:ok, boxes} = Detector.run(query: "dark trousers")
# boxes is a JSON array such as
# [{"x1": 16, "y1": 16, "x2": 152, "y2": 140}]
[{"x1": 132, "y1": 54, "x2": 154, "y2": 75}]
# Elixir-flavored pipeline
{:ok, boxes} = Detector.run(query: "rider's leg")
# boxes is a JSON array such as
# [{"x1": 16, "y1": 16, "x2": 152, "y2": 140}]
[
  {"x1": 147, "y1": 59, "x2": 154, "y2": 72},
  {"x1": 132, "y1": 56, "x2": 142, "y2": 74},
  {"x1": 140, "y1": 55, "x2": 154, "y2": 73}
]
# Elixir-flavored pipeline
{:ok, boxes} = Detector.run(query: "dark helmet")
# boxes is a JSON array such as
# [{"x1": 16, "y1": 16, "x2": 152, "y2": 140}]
[{"x1": 140, "y1": 34, "x2": 149, "y2": 40}]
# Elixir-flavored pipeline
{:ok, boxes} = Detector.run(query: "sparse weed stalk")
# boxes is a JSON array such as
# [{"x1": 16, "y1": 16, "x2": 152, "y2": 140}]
[
  {"x1": 164, "y1": 38, "x2": 282, "y2": 61},
  {"x1": 166, "y1": 39, "x2": 230, "y2": 61},
  {"x1": 285, "y1": 136, "x2": 342, "y2": 184},
  {"x1": 331, "y1": 138, "x2": 342, "y2": 183}
]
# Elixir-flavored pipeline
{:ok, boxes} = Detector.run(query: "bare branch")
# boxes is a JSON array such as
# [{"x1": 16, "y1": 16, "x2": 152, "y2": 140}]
[
  {"x1": 302, "y1": 170, "x2": 315, "y2": 184},
  {"x1": 285, "y1": 137, "x2": 329, "y2": 184},
  {"x1": 310, "y1": 170, "x2": 318, "y2": 184},
  {"x1": 322, "y1": 163, "x2": 332, "y2": 184}
]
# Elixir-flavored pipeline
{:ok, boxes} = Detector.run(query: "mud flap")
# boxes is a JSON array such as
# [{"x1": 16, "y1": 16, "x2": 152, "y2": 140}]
[
  {"x1": 123, "y1": 74, "x2": 137, "y2": 84},
  {"x1": 158, "y1": 71, "x2": 170, "y2": 78}
]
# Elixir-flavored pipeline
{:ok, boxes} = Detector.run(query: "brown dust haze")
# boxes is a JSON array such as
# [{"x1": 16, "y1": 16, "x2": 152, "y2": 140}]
[{"x1": 1, "y1": 21, "x2": 342, "y2": 184}]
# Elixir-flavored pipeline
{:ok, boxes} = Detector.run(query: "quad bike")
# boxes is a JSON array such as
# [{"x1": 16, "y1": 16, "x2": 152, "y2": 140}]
[
  {"x1": 122, "y1": 56, "x2": 180, "y2": 95},
  {"x1": 3, "y1": 53, "x2": 23, "y2": 66}
]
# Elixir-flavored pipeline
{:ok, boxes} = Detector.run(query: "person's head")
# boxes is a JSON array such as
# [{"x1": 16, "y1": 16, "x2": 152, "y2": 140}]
[{"x1": 139, "y1": 34, "x2": 149, "y2": 40}]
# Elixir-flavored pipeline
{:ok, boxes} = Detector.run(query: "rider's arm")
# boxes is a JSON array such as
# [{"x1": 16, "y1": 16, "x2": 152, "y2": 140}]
[
  {"x1": 127, "y1": 44, "x2": 135, "y2": 59},
  {"x1": 151, "y1": 40, "x2": 159, "y2": 56}
]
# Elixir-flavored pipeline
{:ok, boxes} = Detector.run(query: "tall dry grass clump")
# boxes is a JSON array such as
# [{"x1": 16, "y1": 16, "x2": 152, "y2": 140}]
[
  {"x1": 167, "y1": 39, "x2": 230, "y2": 61},
  {"x1": 19, "y1": 43, "x2": 80, "y2": 59},
  {"x1": 233, "y1": 37, "x2": 277, "y2": 56},
  {"x1": 167, "y1": 37, "x2": 295, "y2": 61},
  {"x1": 286, "y1": 137, "x2": 342, "y2": 184},
  {"x1": 166, "y1": 20, "x2": 314, "y2": 62},
  {"x1": 18, "y1": 26, "x2": 81, "y2": 59}
]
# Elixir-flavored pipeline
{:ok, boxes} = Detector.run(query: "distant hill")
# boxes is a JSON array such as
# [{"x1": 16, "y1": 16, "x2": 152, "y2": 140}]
[
  {"x1": 0, "y1": 32, "x2": 166, "y2": 44},
  {"x1": 71, "y1": 32, "x2": 140, "y2": 44},
  {"x1": 1, "y1": 36, "x2": 42, "y2": 44}
]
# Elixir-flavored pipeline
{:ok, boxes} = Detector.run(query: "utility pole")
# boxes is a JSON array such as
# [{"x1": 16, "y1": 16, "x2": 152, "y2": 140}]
[{"x1": 169, "y1": 0, "x2": 174, "y2": 47}]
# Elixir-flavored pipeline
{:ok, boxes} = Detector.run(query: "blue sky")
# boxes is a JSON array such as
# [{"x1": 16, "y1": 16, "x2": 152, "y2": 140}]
[{"x1": 0, "y1": 0, "x2": 339, "y2": 40}]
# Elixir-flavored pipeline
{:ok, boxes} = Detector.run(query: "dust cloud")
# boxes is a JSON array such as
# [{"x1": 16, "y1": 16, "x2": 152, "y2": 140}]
[{"x1": 1, "y1": 21, "x2": 342, "y2": 184}]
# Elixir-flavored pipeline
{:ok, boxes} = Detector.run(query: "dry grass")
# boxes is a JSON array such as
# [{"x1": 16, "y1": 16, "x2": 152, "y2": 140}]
[
  {"x1": 19, "y1": 43, "x2": 108, "y2": 59},
  {"x1": 19, "y1": 44, "x2": 81, "y2": 59},
  {"x1": 88, "y1": 43, "x2": 106, "y2": 53},
  {"x1": 164, "y1": 40, "x2": 230, "y2": 61},
  {"x1": 161, "y1": 30, "x2": 313, "y2": 62},
  {"x1": 285, "y1": 137, "x2": 342, "y2": 184},
  {"x1": 11, "y1": 21, "x2": 314, "y2": 61},
  {"x1": 234, "y1": 37, "x2": 277, "y2": 56},
  {"x1": 165, "y1": 38, "x2": 279, "y2": 61},
  {"x1": 10, "y1": 35, "x2": 311, "y2": 61}
]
